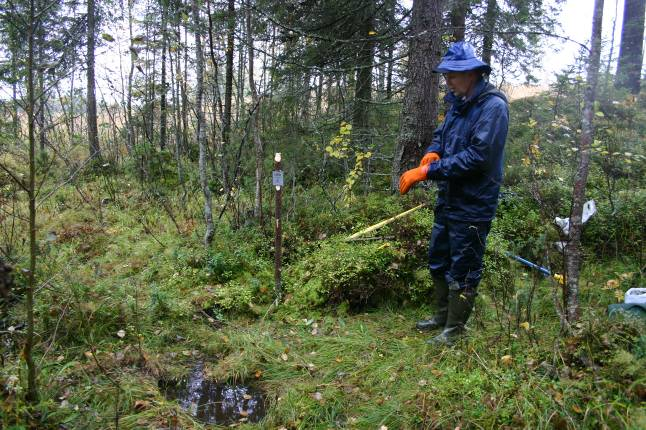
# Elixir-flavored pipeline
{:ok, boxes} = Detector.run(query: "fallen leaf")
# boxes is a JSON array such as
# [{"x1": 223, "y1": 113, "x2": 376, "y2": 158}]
[
  {"x1": 500, "y1": 355, "x2": 513, "y2": 366},
  {"x1": 380, "y1": 426, "x2": 388, "y2": 430},
  {"x1": 134, "y1": 400, "x2": 151, "y2": 411},
  {"x1": 520, "y1": 322, "x2": 530, "y2": 331},
  {"x1": 311, "y1": 392, "x2": 323, "y2": 401},
  {"x1": 182, "y1": 350, "x2": 191, "y2": 356},
  {"x1": 254, "y1": 370, "x2": 263, "y2": 379},
  {"x1": 243, "y1": 394, "x2": 252, "y2": 400},
  {"x1": 117, "y1": 329, "x2": 126, "y2": 338},
  {"x1": 280, "y1": 353, "x2": 289, "y2": 361},
  {"x1": 418, "y1": 379, "x2": 427, "y2": 386},
  {"x1": 84, "y1": 351, "x2": 94, "y2": 359},
  {"x1": 335, "y1": 356, "x2": 343, "y2": 363},
  {"x1": 431, "y1": 369, "x2": 443, "y2": 377},
  {"x1": 572, "y1": 404, "x2": 583, "y2": 413},
  {"x1": 239, "y1": 410, "x2": 249, "y2": 417},
  {"x1": 606, "y1": 279, "x2": 619, "y2": 289}
]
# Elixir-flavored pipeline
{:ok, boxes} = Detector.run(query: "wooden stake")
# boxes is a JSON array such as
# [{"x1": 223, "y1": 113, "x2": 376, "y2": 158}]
[{"x1": 273, "y1": 153, "x2": 283, "y2": 301}]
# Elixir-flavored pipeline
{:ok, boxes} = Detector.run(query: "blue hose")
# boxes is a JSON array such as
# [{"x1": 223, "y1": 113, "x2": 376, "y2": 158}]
[{"x1": 504, "y1": 252, "x2": 551, "y2": 277}]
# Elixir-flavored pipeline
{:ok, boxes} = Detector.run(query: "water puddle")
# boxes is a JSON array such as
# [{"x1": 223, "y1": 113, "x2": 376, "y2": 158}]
[{"x1": 159, "y1": 361, "x2": 266, "y2": 425}]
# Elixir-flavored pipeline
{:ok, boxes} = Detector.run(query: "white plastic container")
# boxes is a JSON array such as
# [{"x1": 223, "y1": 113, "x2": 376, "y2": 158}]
[{"x1": 624, "y1": 288, "x2": 646, "y2": 305}]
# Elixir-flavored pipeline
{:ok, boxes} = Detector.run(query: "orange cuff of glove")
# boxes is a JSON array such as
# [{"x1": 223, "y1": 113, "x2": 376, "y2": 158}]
[
  {"x1": 399, "y1": 165, "x2": 429, "y2": 195},
  {"x1": 420, "y1": 152, "x2": 440, "y2": 166}
]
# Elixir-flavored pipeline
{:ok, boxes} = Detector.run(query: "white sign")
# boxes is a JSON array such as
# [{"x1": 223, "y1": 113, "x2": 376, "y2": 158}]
[{"x1": 272, "y1": 170, "x2": 284, "y2": 187}]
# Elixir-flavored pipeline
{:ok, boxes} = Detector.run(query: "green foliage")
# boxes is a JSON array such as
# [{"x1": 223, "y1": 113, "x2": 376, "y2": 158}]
[
  {"x1": 582, "y1": 189, "x2": 646, "y2": 258},
  {"x1": 284, "y1": 238, "x2": 403, "y2": 309}
]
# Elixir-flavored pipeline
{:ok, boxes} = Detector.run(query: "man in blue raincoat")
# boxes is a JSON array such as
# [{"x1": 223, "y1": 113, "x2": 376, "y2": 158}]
[{"x1": 399, "y1": 41, "x2": 509, "y2": 345}]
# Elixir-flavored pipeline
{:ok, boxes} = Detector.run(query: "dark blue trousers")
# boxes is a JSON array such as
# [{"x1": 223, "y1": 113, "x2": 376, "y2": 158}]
[{"x1": 428, "y1": 216, "x2": 492, "y2": 292}]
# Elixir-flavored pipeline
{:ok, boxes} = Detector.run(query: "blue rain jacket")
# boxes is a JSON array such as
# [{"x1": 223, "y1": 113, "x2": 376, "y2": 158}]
[{"x1": 425, "y1": 80, "x2": 509, "y2": 222}]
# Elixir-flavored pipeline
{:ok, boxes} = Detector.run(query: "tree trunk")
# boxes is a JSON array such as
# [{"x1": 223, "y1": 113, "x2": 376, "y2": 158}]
[
  {"x1": 564, "y1": 0, "x2": 604, "y2": 324},
  {"x1": 26, "y1": 0, "x2": 38, "y2": 403},
  {"x1": 87, "y1": 0, "x2": 101, "y2": 159},
  {"x1": 193, "y1": 0, "x2": 215, "y2": 246},
  {"x1": 615, "y1": 0, "x2": 645, "y2": 94},
  {"x1": 352, "y1": 3, "x2": 375, "y2": 145},
  {"x1": 169, "y1": 27, "x2": 183, "y2": 186},
  {"x1": 126, "y1": 0, "x2": 135, "y2": 155},
  {"x1": 222, "y1": 0, "x2": 235, "y2": 197},
  {"x1": 481, "y1": 0, "x2": 497, "y2": 66},
  {"x1": 391, "y1": 0, "x2": 444, "y2": 190},
  {"x1": 160, "y1": 0, "x2": 168, "y2": 151},
  {"x1": 11, "y1": 46, "x2": 19, "y2": 135},
  {"x1": 247, "y1": 2, "x2": 264, "y2": 223},
  {"x1": 181, "y1": 24, "x2": 189, "y2": 154},
  {"x1": 450, "y1": 0, "x2": 468, "y2": 41}
]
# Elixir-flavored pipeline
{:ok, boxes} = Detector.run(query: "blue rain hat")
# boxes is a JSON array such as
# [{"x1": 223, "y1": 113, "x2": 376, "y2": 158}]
[{"x1": 433, "y1": 41, "x2": 491, "y2": 74}]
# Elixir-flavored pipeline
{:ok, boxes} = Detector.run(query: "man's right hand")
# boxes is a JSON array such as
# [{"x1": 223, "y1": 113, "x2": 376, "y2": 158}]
[
  {"x1": 399, "y1": 165, "x2": 429, "y2": 195},
  {"x1": 420, "y1": 152, "x2": 441, "y2": 167}
]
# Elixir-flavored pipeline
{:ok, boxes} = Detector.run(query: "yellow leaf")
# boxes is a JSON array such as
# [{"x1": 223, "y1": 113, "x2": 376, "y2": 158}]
[
  {"x1": 606, "y1": 279, "x2": 619, "y2": 289},
  {"x1": 519, "y1": 322, "x2": 530, "y2": 331},
  {"x1": 500, "y1": 355, "x2": 513, "y2": 366},
  {"x1": 368, "y1": 30, "x2": 377, "y2": 36},
  {"x1": 572, "y1": 404, "x2": 583, "y2": 414},
  {"x1": 614, "y1": 290, "x2": 624, "y2": 302},
  {"x1": 335, "y1": 356, "x2": 343, "y2": 363}
]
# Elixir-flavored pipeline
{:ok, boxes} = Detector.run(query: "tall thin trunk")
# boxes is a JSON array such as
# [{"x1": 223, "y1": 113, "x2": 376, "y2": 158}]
[
  {"x1": 247, "y1": 2, "x2": 263, "y2": 223},
  {"x1": 26, "y1": 0, "x2": 38, "y2": 403},
  {"x1": 126, "y1": 0, "x2": 135, "y2": 154},
  {"x1": 564, "y1": 0, "x2": 604, "y2": 324},
  {"x1": 391, "y1": 0, "x2": 444, "y2": 189},
  {"x1": 237, "y1": 25, "x2": 245, "y2": 124},
  {"x1": 193, "y1": 0, "x2": 214, "y2": 245},
  {"x1": 481, "y1": 0, "x2": 497, "y2": 65},
  {"x1": 160, "y1": 1, "x2": 168, "y2": 150},
  {"x1": 352, "y1": 4, "x2": 375, "y2": 144},
  {"x1": 87, "y1": 0, "x2": 101, "y2": 159},
  {"x1": 38, "y1": 66, "x2": 46, "y2": 153},
  {"x1": 181, "y1": 24, "x2": 189, "y2": 153},
  {"x1": 450, "y1": 0, "x2": 468, "y2": 41},
  {"x1": 615, "y1": 0, "x2": 645, "y2": 93},
  {"x1": 222, "y1": 0, "x2": 235, "y2": 196},
  {"x1": 386, "y1": 45, "x2": 393, "y2": 99},
  {"x1": 70, "y1": 61, "x2": 75, "y2": 137},
  {"x1": 605, "y1": 0, "x2": 620, "y2": 83},
  {"x1": 206, "y1": 0, "x2": 224, "y2": 121},
  {"x1": 11, "y1": 47, "x2": 19, "y2": 135},
  {"x1": 169, "y1": 29, "x2": 183, "y2": 185},
  {"x1": 315, "y1": 73, "x2": 323, "y2": 116}
]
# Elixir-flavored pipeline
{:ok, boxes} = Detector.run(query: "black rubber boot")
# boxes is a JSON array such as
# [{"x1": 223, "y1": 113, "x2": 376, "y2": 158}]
[
  {"x1": 416, "y1": 276, "x2": 449, "y2": 331},
  {"x1": 427, "y1": 288, "x2": 476, "y2": 346}
]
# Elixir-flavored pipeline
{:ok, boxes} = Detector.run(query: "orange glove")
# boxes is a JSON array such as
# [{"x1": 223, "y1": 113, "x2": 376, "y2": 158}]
[
  {"x1": 420, "y1": 152, "x2": 440, "y2": 166},
  {"x1": 399, "y1": 165, "x2": 429, "y2": 195}
]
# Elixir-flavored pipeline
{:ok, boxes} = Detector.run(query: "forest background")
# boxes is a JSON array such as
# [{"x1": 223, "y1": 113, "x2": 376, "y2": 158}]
[{"x1": 0, "y1": 0, "x2": 645, "y2": 429}]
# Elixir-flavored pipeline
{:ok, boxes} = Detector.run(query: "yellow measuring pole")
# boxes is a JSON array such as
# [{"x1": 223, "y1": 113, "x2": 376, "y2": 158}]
[{"x1": 345, "y1": 203, "x2": 427, "y2": 241}]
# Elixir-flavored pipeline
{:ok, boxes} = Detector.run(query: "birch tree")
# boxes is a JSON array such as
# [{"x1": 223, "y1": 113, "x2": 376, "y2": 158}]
[
  {"x1": 563, "y1": 0, "x2": 604, "y2": 323},
  {"x1": 193, "y1": 0, "x2": 215, "y2": 245}
]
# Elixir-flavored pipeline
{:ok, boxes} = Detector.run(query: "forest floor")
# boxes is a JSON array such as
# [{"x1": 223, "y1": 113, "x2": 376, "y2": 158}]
[{"x1": 1, "y1": 173, "x2": 645, "y2": 430}]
